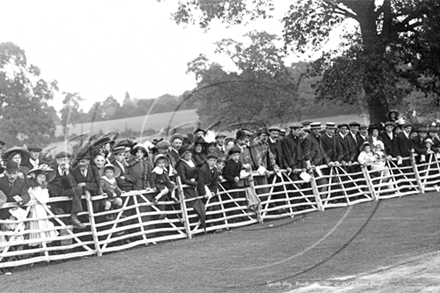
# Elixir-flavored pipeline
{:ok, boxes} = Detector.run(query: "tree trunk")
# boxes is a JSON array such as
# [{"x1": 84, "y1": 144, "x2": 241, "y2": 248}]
[{"x1": 366, "y1": 91, "x2": 389, "y2": 123}]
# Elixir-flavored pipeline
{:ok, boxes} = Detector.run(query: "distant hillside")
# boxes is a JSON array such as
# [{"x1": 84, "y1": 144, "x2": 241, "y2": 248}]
[{"x1": 55, "y1": 109, "x2": 199, "y2": 137}]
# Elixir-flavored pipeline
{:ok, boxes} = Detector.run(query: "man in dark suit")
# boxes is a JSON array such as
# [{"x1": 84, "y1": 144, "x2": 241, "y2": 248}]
[
  {"x1": 214, "y1": 133, "x2": 227, "y2": 158},
  {"x1": 357, "y1": 125, "x2": 369, "y2": 148},
  {"x1": 168, "y1": 134, "x2": 183, "y2": 168},
  {"x1": 22, "y1": 146, "x2": 42, "y2": 170},
  {"x1": 71, "y1": 150, "x2": 102, "y2": 212},
  {"x1": 303, "y1": 122, "x2": 330, "y2": 167},
  {"x1": 0, "y1": 161, "x2": 30, "y2": 219},
  {"x1": 48, "y1": 151, "x2": 85, "y2": 228},
  {"x1": 347, "y1": 122, "x2": 361, "y2": 163},
  {"x1": 396, "y1": 122, "x2": 414, "y2": 164},
  {"x1": 380, "y1": 121, "x2": 398, "y2": 159},
  {"x1": 320, "y1": 122, "x2": 340, "y2": 164},
  {"x1": 281, "y1": 124, "x2": 305, "y2": 179},
  {"x1": 268, "y1": 126, "x2": 285, "y2": 168},
  {"x1": 336, "y1": 123, "x2": 353, "y2": 166},
  {"x1": 412, "y1": 127, "x2": 428, "y2": 163},
  {"x1": 197, "y1": 153, "x2": 221, "y2": 231}
]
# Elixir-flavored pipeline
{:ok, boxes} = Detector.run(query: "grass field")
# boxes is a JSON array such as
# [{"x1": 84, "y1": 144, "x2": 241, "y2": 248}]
[
  {"x1": 55, "y1": 109, "x2": 200, "y2": 137},
  {"x1": 2, "y1": 191, "x2": 439, "y2": 293}
]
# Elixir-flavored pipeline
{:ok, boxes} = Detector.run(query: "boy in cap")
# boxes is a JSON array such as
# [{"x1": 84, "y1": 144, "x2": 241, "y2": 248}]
[
  {"x1": 197, "y1": 153, "x2": 223, "y2": 231},
  {"x1": 100, "y1": 164, "x2": 123, "y2": 221},
  {"x1": 112, "y1": 146, "x2": 134, "y2": 192},
  {"x1": 150, "y1": 154, "x2": 176, "y2": 220}
]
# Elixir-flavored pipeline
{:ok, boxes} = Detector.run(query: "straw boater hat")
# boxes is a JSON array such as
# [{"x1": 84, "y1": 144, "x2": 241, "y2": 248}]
[
  {"x1": 99, "y1": 164, "x2": 121, "y2": 178},
  {"x1": 310, "y1": 122, "x2": 322, "y2": 130},
  {"x1": 325, "y1": 122, "x2": 336, "y2": 129},
  {"x1": 28, "y1": 165, "x2": 56, "y2": 182}
]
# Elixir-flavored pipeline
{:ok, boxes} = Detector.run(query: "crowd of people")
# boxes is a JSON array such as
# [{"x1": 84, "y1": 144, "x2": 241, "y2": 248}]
[{"x1": 0, "y1": 109, "x2": 439, "y2": 273}]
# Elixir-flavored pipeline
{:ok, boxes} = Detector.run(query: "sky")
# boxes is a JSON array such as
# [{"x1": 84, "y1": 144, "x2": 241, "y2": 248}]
[{"x1": 0, "y1": 0, "x2": 323, "y2": 112}]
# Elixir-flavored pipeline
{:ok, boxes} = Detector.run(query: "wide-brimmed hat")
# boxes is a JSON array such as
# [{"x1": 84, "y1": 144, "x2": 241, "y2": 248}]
[
  {"x1": 2, "y1": 147, "x2": 30, "y2": 162},
  {"x1": 28, "y1": 166, "x2": 56, "y2": 182},
  {"x1": 130, "y1": 144, "x2": 148, "y2": 156},
  {"x1": 194, "y1": 137, "x2": 208, "y2": 146},
  {"x1": 368, "y1": 123, "x2": 383, "y2": 132},
  {"x1": 373, "y1": 140, "x2": 385, "y2": 150},
  {"x1": 384, "y1": 121, "x2": 395, "y2": 128},
  {"x1": 114, "y1": 139, "x2": 136, "y2": 149},
  {"x1": 359, "y1": 124, "x2": 368, "y2": 129},
  {"x1": 99, "y1": 164, "x2": 121, "y2": 178}
]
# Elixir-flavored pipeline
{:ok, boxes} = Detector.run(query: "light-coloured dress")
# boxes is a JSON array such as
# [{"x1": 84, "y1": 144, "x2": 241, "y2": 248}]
[{"x1": 27, "y1": 186, "x2": 58, "y2": 246}]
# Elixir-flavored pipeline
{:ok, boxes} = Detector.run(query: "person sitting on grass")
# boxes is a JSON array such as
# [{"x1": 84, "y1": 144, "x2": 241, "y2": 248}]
[
  {"x1": 100, "y1": 164, "x2": 123, "y2": 221},
  {"x1": 150, "y1": 154, "x2": 176, "y2": 220}
]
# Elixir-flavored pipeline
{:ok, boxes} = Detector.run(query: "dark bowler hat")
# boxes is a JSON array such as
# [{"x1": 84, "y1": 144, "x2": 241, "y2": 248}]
[
  {"x1": 368, "y1": 123, "x2": 383, "y2": 132},
  {"x1": 207, "y1": 153, "x2": 218, "y2": 160},
  {"x1": 429, "y1": 127, "x2": 439, "y2": 133},
  {"x1": 194, "y1": 137, "x2": 208, "y2": 145},
  {"x1": 349, "y1": 121, "x2": 361, "y2": 127},
  {"x1": 193, "y1": 128, "x2": 206, "y2": 135},
  {"x1": 337, "y1": 123, "x2": 349, "y2": 129},
  {"x1": 55, "y1": 151, "x2": 72, "y2": 159},
  {"x1": 325, "y1": 122, "x2": 336, "y2": 129},
  {"x1": 418, "y1": 127, "x2": 428, "y2": 133},
  {"x1": 310, "y1": 122, "x2": 322, "y2": 130},
  {"x1": 236, "y1": 130, "x2": 247, "y2": 140},
  {"x1": 359, "y1": 124, "x2": 368, "y2": 129},
  {"x1": 5, "y1": 161, "x2": 19, "y2": 173}
]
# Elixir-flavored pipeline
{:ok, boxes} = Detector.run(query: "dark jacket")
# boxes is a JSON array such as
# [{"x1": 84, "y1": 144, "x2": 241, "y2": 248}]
[
  {"x1": 176, "y1": 159, "x2": 198, "y2": 199},
  {"x1": 320, "y1": 133, "x2": 340, "y2": 162},
  {"x1": 112, "y1": 160, "x2": 135, "y2": 192},
  {"x1": 281, "y1": 133, "x2": 304, "y2": 169},
  {"x1": 222, "y1": 159, "x2": 243, "y2": 189},
  {"x1": 0, "y1": 176, "x2": 30, "y2": 219},
  {"x1": 127, "y1": 158, "x2": 151, "y2": 190},
  {"x1": 396, "y1": 132, "x2": 413, "y2": 158},
  {"x1": 303, "y1": 132, "x2": 329, "y2": 166},
  {"x1": 48, "y1": 164, "x2": 78, "y2": 196},
  {"x1": 71, "y1": 164, "x2": 101, "y2": 195},
  {"x1": 197, "y1": 164, "x2": 218, "y2": 197},
  {"x1": 379, "y1": 131, "x2": 398, "y2": 157},
  {"x1": 336, "y1": 133, "x2": 352, "y2": 163}
]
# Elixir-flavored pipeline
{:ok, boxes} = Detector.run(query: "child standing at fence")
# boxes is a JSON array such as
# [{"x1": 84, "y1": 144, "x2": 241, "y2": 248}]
[
  {"x1": 100, "y1": 164, "x2": 124, "y2": 221},
  {"x1": 150, "y1": 154, "x2": 176, "y2": 220},
  {"x1": 27, "y1": 166, "x2": 59, "y2": 247}
]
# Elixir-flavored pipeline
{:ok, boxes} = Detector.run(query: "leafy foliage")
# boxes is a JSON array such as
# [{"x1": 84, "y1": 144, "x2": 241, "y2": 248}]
[{"x1": 0, "y1": 42, "x2": 58, "y2": 147}]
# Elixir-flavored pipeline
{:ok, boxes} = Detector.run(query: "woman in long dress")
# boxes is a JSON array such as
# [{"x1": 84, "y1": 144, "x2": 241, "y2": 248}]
[{"x1": 27, "y1": 166, "x2": 58, "y2": 246}]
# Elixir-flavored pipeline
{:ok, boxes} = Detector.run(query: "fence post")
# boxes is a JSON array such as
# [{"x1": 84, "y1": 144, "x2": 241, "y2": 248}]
[
  {"x1": 85, "y1": 191, "x2": 102, "y2": 257},
  {"x1": 410, "y1": 153, "x2": 425, "y2": 194},
  {"x1": 176, "y1": 176, "x2": 192, "y2": 239},
  {"x1": 361, "y1": 165, "x2": 379, "y2": 200},
  {"x1": 310, "y1": 173, "x2": 324, "y2": 211}
]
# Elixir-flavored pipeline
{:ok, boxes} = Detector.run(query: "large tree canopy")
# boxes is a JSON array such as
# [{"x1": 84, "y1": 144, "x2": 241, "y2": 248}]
[
  {"x1": 185, "y1": 31, "x2": 312, "y2": 130},
  {"x1": 171, "y1": 0, "x2": 440, "y2": 123},
  {"x1": 0, "y1": 42, "x2": 58, "y2": 147}
]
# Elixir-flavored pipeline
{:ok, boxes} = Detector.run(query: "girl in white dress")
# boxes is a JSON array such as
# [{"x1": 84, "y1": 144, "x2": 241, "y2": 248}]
[{"x1": 27, "y1": 166, "x2": 58, "y2": 246}]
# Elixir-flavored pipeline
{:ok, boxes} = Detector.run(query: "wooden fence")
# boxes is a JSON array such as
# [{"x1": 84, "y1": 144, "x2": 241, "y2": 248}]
[{"x1": 0, "y1": 153, "x2": 437, "y2": 269}]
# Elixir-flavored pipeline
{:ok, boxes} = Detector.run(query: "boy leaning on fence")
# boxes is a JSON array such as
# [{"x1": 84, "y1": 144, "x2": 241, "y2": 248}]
[{"x1": 100, "y1": 164, "x2": 124, "y2": 221}]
